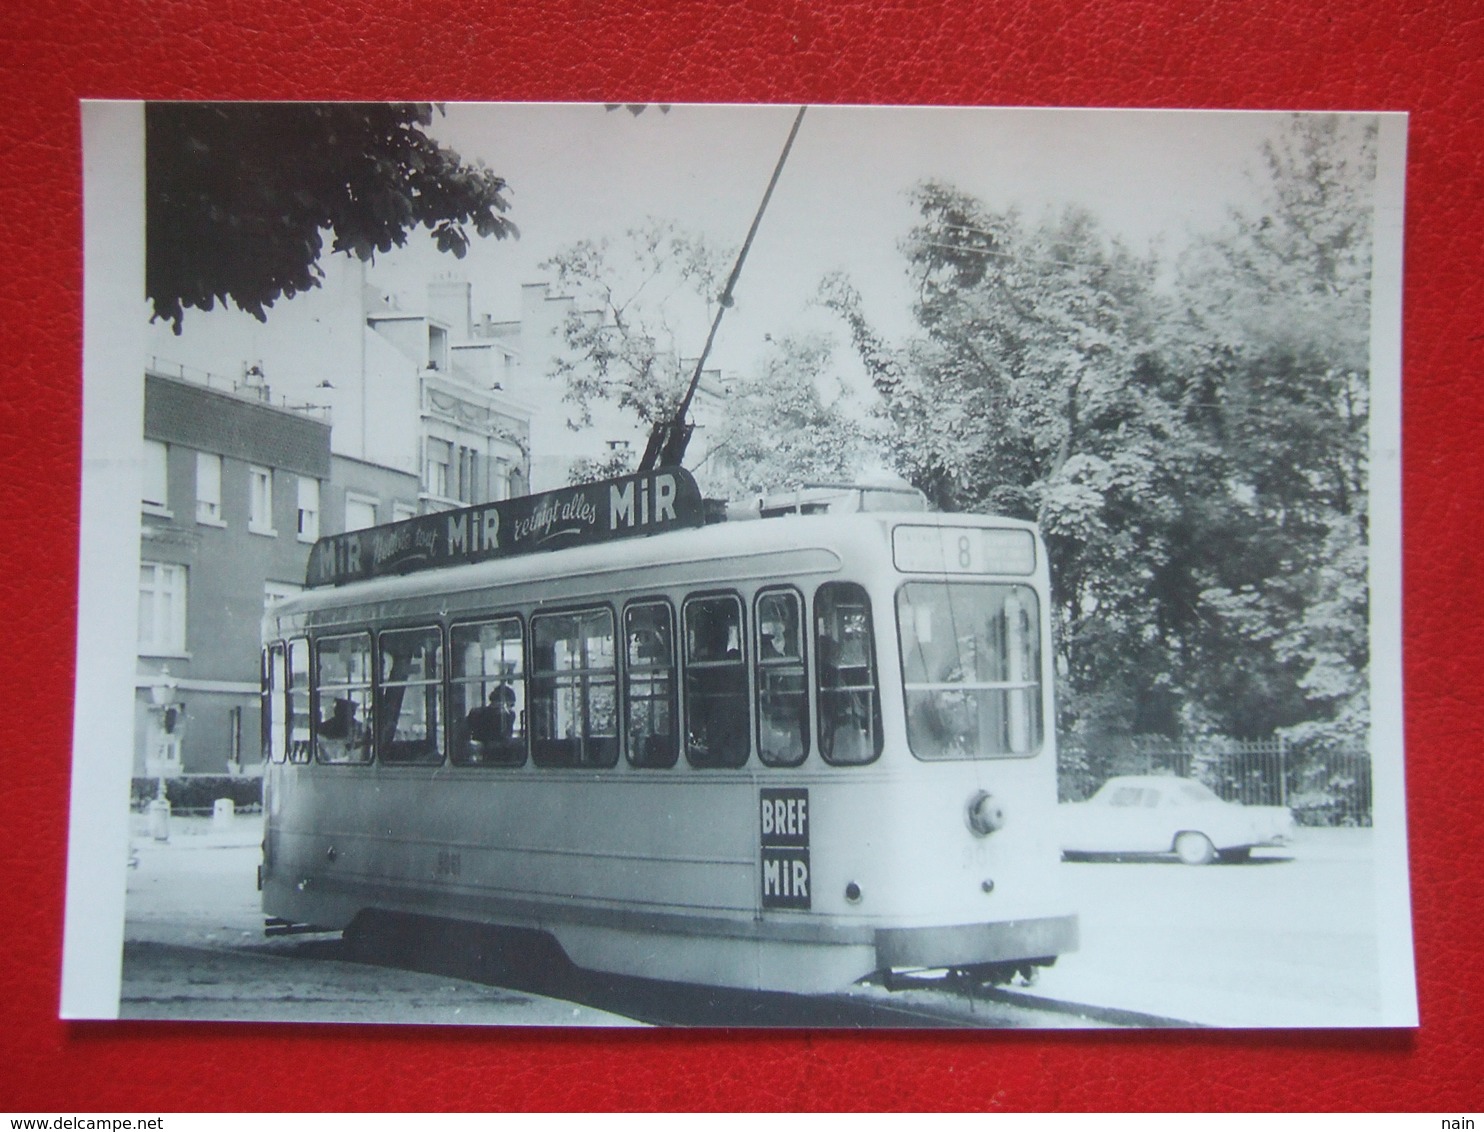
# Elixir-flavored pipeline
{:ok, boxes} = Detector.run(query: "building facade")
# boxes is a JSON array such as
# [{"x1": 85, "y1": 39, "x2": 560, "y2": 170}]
[
  {"x1": 137, "y1": 371, "x2": 332, "y2": 777},
  {"x1": 146, "y1": 258, "x2": 533, "y2": 517}
]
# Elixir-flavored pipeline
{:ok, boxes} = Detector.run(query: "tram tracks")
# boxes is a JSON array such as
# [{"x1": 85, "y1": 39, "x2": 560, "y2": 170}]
[{"x1": 289, "y1": 917, "x2": 1188, "y2": 1029}]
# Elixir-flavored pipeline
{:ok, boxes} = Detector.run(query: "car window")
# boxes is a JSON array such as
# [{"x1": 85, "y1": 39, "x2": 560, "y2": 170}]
[{"x1": 1109, "y1": 786, "x2": 1142, "y2": 807}]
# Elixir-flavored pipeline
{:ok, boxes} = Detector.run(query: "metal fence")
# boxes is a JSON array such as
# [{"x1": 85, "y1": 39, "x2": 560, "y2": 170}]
[{"x1": 1060, "y1": 737, "x2": 1372, "y2": 826}]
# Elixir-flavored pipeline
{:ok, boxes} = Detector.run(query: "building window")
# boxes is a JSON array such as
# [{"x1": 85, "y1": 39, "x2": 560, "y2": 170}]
[
  {"x1": 345, "y1": 493, "x2": 379, "y2": 532},
  {"x1": 429, "y1": 324, "x2": 449, "y2": 371},
  {"x1": 142, "y1": 440, "x2": 169, "y2": 511},
  {"x1": 195, "y1": 452, "x2": 222, "y2": 524},
  {"x1": 297, "y1": 477, "x2": 320, "y2": 542},
  {"x1": 249, "y1": 466, "x2": 275, "y2": 535},
  {"x1": 425, "y1": 439, "x2": 452, "y2": 500},
  {"x1": 392, "y1": 502, "x2": 419, "y2": 524},
  {"x1": 455, "y1": 445, "x2": 480, "y2": 504},
  {"x1": 139, "y1": 562, "x2": 187, "y2": 654}
]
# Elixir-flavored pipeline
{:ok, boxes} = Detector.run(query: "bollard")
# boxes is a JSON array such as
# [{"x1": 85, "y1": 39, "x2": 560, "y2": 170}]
[
  {"x1": 212, "y1": 797, "x2": 235, "y2": 831},
  {"x1": 149, "y1": 795, "x2": 171, "y2": 842}
]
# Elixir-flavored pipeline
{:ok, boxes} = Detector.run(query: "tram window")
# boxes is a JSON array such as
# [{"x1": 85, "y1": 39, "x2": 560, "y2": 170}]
[
  {"x1": 450, "y1": 618, "x2": 527, "y2": 767},
  {"x1": 531, "y1": 608, "x2": 619, "y2": 768},
  {"x1": 684, "y1": 594, "x2": 749, "y2": 768},
  {"x1": 624, "y1": 601, "x2": 678, "y2": 768},
  {"x1": 377, "y1": 626, "x2": 444, "y2": 765},
  {"x1": 755, "y1": 589, "x2": 808, "y2": 767},
  {"x1": 815, "y1": 582, "x2": 883, "y2": 766},
  {"x1": 314, "y1": 632, "x2": 373, "y2": 764},
  {"x1": 263, "y1": 644, "x2": 287, "y2": 763},
  {"x1": 287, "y1": 637, "x2": 312, "y2": 763},
  {"x1": 896, "y1": 583, "x2": 1043, "y2": 759}
]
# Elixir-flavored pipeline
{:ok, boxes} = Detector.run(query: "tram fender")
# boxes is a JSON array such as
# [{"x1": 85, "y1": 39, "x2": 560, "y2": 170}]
[{"x1": 874, "y1": 914, "x2": 1079, "y2": 969}]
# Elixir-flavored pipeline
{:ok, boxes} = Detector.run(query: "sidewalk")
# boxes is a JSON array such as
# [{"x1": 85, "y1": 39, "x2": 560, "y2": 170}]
[{"x1": 129, "y1": 809, "x2": 263, "y2": 851}]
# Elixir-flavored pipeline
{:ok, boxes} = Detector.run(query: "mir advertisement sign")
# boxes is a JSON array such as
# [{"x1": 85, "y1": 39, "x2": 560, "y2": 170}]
[{"x1": 306, "y1": 468, "x2": 706, "y2": 587}]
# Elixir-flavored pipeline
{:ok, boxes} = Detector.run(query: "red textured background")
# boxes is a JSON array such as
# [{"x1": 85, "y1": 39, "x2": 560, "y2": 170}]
[{"x1": 2, "y1": 0, "x2": 1480, "y2": 1112}]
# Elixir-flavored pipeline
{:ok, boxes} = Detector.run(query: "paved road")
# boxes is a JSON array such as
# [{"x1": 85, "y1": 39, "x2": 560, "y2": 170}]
[
  {"x1": 1022, "y1": 828, "x2": 1385, "y2": 1027},
  {"x1": 121, "y1": 816, "x2": 1388, "y2": 1028}
]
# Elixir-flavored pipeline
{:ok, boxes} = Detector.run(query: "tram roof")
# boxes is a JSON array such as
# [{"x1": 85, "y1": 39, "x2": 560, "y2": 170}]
[{"x1": 276, "y1": 504, "x2": 1041, "y2": 619}]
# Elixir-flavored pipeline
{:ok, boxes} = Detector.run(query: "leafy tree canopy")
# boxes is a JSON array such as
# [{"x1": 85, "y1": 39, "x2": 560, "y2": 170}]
[
  {"x1": 147, "y1": 102, "x2": 516, "y2": 332},
  {"x1": 541, "y1": 219, "x2": 733, "y2": 429},
  {"x1": 825, "y1": 114, "x2": 1378, "y2": 768},
  {"x1": 701, "y1": 332, "x2": 865, "y2": 498}
]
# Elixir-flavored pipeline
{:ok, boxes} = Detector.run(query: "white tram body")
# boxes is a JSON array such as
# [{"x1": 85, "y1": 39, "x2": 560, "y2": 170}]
[{"x1": 260, "y1": 475, "x2": 1077, "y2": 993}]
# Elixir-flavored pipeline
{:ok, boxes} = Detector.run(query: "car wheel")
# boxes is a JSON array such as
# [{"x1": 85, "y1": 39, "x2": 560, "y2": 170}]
[{"x1": 1174, "y1": 831, "x2": 1216, "y2": 866}]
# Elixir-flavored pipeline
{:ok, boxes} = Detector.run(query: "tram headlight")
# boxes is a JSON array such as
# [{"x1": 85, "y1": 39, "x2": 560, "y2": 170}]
[{"x1": 966, "y1": 790, "x2": 1006, "y2": 837}]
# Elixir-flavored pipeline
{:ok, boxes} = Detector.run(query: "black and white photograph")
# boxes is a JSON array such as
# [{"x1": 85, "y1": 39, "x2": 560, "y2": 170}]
[{"x1": 65, "y1": 101, "x2": 1412, "y2": 1028}]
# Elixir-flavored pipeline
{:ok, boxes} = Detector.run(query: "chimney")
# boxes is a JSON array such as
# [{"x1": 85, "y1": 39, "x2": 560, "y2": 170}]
[{"x1": 428, "y1": 277, "x2": 472, "y2": 339}]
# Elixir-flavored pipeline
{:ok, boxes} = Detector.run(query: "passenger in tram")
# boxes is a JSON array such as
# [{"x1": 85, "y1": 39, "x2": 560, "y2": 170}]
[
  {"x1": 317, "y1": 697, "x2": 357, "y2": 739},
  {"x1": 467, "y1": 682, "x2": 518, "y2": 743}
]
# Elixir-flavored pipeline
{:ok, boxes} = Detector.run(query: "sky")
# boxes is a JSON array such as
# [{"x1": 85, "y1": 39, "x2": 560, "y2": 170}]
[{"x1": 364, "y1": 104, "x2": 1300, "y2": 386}]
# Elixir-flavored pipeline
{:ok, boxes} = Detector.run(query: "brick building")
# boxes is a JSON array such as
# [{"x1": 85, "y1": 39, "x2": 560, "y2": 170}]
[{"x1": 136, "y1": 371, "x2": 332, "y2": 777}]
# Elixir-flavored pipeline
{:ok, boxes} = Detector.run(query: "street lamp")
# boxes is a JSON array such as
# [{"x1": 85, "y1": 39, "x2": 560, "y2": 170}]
[{"x1": 148, "y1": 668, "x2": 179, "y2": 841}]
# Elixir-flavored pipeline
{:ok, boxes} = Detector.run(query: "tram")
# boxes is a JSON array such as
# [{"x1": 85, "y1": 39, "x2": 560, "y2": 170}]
[{"x1": 259, "y1": 468, "x2": 1077, "y2": 993}]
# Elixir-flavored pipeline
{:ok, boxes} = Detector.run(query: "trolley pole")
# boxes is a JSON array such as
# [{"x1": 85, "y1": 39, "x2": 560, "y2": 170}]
[{"x1": 639, "y1": 105, "x2": 808, "y2": 473}]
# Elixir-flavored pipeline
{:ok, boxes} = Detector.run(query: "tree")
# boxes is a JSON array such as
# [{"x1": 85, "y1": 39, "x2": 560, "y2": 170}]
[
  {"x1": 147, "y1": 102, "x2": 516, "y2": 332},
  {"x1": 700, "y1": 333, "x2": 865, "y2": 497},
  {"x1": 540, "y1": 219, "x2": 732, "y2": 432},
  {"x1": 825, "y1": 114, "x2": 1379, "y2": 769},
  {"x1": 825, "y1": 187, "x2": 1195, "y2": 751},
  {"x1": 1169, "y1": 114, "x2": 1376, "y2": 749}
]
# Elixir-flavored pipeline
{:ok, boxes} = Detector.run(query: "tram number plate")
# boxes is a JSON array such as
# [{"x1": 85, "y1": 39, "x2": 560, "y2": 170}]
[{"x1": 760, "y1": 788, "x2": 811, "y2": 911}]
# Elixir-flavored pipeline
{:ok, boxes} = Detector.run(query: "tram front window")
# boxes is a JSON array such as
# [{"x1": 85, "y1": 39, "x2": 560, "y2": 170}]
[
  {"x1": 896, "y1": 583, "x2": 1042, "y2": 759},
  {"x1": 684, "y1": 595, "x2": 749, "y2": 768},
  {"x1": 531, "y1": 608, "x2": 618, "y2": 768}
]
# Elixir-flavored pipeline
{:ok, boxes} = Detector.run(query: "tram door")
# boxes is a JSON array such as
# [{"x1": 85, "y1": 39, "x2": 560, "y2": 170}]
[{"x1": 756, "y1": 589, "x2": 812, "y2": 913}]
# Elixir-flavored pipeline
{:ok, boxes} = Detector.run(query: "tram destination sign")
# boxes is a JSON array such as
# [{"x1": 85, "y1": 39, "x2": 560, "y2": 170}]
[{"x1": 306, "y1": 468, "x2": 706, "y2": 587}]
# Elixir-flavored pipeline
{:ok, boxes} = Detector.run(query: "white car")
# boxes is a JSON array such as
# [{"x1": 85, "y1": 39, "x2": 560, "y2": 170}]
[{"x1": 1059, "y1": 775, "x2": 1296, "y2": 864}]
